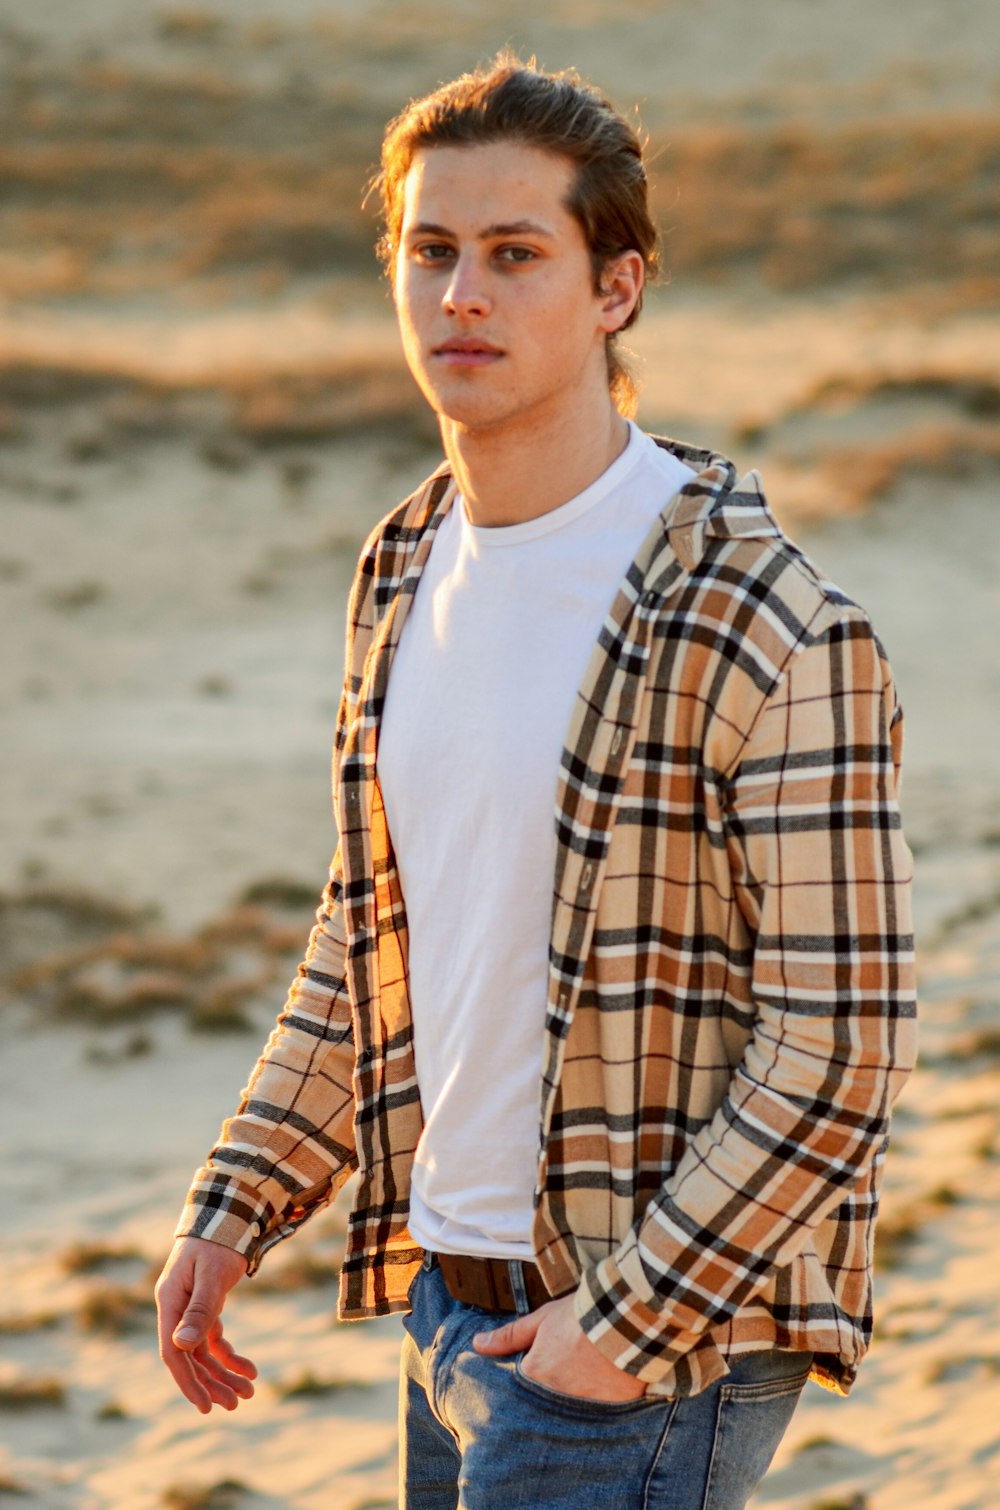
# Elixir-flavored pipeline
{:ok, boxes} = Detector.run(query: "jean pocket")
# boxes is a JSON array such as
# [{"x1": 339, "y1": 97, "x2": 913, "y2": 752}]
[
  {"x1": 718, "y1": 1363, "x2": 812, "y2": 1405},
  {"x1": 512, "y1": 1357, "x2": 662, "y2": 1418},
  {"x1": 705, "y1": 1359, "x2": 812, "y2": 1509}
]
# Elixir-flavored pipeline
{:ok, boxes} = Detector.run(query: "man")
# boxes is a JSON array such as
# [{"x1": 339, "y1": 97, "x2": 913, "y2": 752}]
[{"x1": 156, "y1": 57, "x2": 917, "y2": 1510}]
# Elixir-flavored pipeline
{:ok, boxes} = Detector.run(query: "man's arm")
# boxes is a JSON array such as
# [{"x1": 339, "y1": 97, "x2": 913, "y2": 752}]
[
  {"x1": 570, "y1": 611, "x2": 917, "y2": 1386},
  {"x1": 172, "y1": 511, "x2": 385, "y2": 1267},
  {"x1": 156, "y1": 855, "x2": 359, "y2": 1409},
  {"x1": 156, "y1": 527, "x2": 381, "y2": 1409},
  {"x1": 173, "y1": 852, "x2": 359, "y2": 1264}
]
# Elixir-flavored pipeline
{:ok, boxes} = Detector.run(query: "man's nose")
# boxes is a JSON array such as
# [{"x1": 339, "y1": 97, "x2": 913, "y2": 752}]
[{"x1": 442, "y1": 254, "x2": 491, "y2": 319}]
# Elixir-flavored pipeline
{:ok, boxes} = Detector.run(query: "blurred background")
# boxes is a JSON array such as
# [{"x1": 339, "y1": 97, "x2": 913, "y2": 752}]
[{"x1": 1, "y1": 2, "x2": 999, "y2": 1507}]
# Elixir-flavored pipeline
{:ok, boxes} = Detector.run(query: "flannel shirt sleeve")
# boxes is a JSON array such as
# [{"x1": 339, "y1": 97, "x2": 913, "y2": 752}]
[
  {"x1": 173, "y1": 851, "x2": 359, "y2": 1270},
  {"x1": 574, "y1": 610, "x2": 918, "y2": 1380},
  {"x1": 174, "y1": 544, "x2": 379, "y2": 1269}
]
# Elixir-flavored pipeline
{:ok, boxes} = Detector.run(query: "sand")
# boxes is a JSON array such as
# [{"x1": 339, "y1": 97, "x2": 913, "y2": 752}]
[{"x1": 2, "y1": 2, "x2": 999, "y2": 1506}]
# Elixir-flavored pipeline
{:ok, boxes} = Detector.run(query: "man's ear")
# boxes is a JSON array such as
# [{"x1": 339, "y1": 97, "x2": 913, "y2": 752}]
[{"x1": 597, "y1": 251, "x2": 644, "y2": 334}]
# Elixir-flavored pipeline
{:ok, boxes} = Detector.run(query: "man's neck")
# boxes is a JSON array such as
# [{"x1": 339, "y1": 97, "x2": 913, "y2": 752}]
[{"x1": 440, "y1": 397, "x2": 631, "y2": 529}]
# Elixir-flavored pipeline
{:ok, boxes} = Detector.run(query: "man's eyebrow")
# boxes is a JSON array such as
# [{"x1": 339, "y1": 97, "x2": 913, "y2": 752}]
[
  {"x1": 479, "y1": 219, "x2": 555, "y2": 239},
  {"x1": 403, "y1": 219, "x2": 555, "y2": 241},
  {"x1": 404, "y1": 222, "x2": 454, "y2": 240}
]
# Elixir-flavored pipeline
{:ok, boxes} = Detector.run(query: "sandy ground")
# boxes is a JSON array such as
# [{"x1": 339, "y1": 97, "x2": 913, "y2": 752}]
[
  {"x1": 3, "y1": 306, "x2": 999, "y2": 1510},
  {"x1": 2, "y1": 2, "x2": 1000, "y2": 1507}
]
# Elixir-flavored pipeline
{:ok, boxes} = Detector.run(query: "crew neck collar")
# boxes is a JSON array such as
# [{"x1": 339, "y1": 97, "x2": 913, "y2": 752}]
[{"x1": 458, "y1": 421, "x2": 646, "y2": 548}]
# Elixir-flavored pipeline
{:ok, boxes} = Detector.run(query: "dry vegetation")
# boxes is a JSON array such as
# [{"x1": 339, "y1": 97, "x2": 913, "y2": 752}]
[
  {"x1": 0, "y1": 364, "x2": 427, "y2": 453},
  {"x1": 95, "y1": 1399, "x2": 129, "y2": 1422},
  {"x1": 0, "y1": 888, "x2": 144, "y2": 977},
  {"x1": 2, "y1": 27, "x2": 999, "y2": 546},
  {"x1": 1, "y1": 882, "x2": 316, "y2": 1033},
  {"x1": 75, "y1": 1284, "x2": 158, "y2": 1337},
  {"x1": 248, "y1": 1250, "x2": 340, "y2": 1295},
  {"x1": 923, "y1": 1354, "x2": 1000, "y2": 1387},
  {"x1": 656, "y1": 115, "x2": 1000, "y2": 290},
  {"x1": 873, "y1": 1184, "x2": 961, "y2": 1272},
  {"x1": 60, "y1": 1239, "x2": 144, "y2": 1275},
  {"x1": 815, "y1": 422, "x2": 1000, "y2": 511},
  {"x1": 925, "y1": 886, "x2": 1000, "y2": 950},
  {"x1": 0, "y1": 1310, "x2": 59, "y2": 1335},
  {"x1": 162, "y1": 1483, "x2": 249, "y2": 1510},
  {"x1": 808, "y1": 1498, "x2": 870, "y2": 1510},
  {"x1": 0, "y1": 1376, "x2": 67, "y2": 1411},
  {"x1": 274, "y1": 1371, "x2": 371, "y2": 1401},
  {"x1": 932, "y1": 1028, "x2": 1000, "y2": 1066},
  {"x1": 735, "y1": 369, "x2": 1000, "y2": 515},
  {"x1": 2, "y1": 50, "x2": 997, "y2": 305}
]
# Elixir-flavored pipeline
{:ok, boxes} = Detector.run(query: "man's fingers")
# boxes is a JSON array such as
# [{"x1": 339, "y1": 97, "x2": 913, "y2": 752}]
[
  {"x1": 190, "y1": 1345, "x2": 252, "y2": 1406},
  {"x1": 160, "y1": 1342, "x2": 214, "y2": 1414},
  {"x1": 172, "y1": 1295, "x2": 222, "y2": 1350},
  {"x1": 194, "y1": 1336, "x2": 256, "y2": 1398},
  {"x1": 207, "y1": 1324, "x2": 258, "y2": 1379},
  {"x1": 162, "y1": 1315, "x2": 254, "y2": 1408},
  {"x1": 472, "y1": 1311, "x2": 539, "y2": 1355},
  {"x1": 156, "y1": 1288, "x2": 210, "y2": 1410},
  {"x1": 168, "y1": 1343, "x2": 245, "y2": 1413}
]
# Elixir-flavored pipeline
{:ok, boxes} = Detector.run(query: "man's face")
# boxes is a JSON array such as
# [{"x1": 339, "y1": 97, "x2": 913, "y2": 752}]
[{"x1": 393, "y1": 141, "x2": 618, "y2": 437}]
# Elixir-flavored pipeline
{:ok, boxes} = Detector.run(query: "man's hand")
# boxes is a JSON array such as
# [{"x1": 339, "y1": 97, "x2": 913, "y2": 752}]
[
  {"x1": 155, "y1": 1235, "x2": 256, "y2": 1414},
  {"x1": 473, "y1": 1293, "x2": 647, "y2": 1402}
]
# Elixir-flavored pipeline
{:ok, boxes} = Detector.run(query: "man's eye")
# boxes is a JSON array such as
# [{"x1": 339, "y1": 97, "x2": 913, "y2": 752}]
[
  {"x1": 414, "y1": 243, "x2": 453, "y2": 262},
  {"x1": 498, "y1": 246, "x2": 536, "y2": 263}
]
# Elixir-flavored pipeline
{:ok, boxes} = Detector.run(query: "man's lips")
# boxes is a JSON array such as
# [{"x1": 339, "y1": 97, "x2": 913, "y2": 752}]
[{"x1": 433, "y1": 338, "x2": 504, "y2": 367}]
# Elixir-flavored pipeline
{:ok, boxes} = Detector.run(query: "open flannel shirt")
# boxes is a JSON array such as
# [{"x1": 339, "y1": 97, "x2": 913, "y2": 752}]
[{"x1": 177, "y1": 437, "x2": 917, "y2": 1399}]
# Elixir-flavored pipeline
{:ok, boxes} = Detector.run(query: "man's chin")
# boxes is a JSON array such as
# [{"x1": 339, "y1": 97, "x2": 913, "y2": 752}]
[{"x1": 431, "y1": 396, "x2": 517, "y2": 438}]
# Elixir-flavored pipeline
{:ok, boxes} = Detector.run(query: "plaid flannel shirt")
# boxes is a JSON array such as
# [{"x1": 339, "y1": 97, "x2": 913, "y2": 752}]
[{"x1": 177, "y1": 437, "x2": 917, "y2": 1399}]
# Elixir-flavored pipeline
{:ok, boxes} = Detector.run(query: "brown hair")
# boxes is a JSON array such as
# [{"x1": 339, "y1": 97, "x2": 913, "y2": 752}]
[{"x1": 373, "y1": 55, "x2": 660, "y2": 417}]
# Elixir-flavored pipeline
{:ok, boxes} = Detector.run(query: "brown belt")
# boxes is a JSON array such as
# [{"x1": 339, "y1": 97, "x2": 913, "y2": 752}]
[{"x1": 434, "y1": 1252, "x2": 569, "y2": 1314}]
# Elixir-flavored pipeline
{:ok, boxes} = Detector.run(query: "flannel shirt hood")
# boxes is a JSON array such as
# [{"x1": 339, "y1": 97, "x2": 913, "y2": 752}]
[{"x1": 177, "y1": 436, "x2": 917, "y2": 1400}]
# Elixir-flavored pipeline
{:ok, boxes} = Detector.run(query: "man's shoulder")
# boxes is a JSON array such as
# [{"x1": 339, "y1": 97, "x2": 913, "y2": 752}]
[
  {"x1": 346, "y1": 457, "x2": 454, "y2": 627},
  {"x1": 645, "y1": 434, "x2": 873, "y2": 646},
  {"x1": 357, "y1": 457, "x2": 453, "y2": 563},
  {"x1": 641, "y1": 435, "x2": 890, "y2": 703},
  {"x1": 704, "y1": 511, "x2": 867, "y2": 647}
]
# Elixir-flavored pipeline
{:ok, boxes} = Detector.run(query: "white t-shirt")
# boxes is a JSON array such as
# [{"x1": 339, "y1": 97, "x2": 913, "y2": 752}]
[{"x1": 376, "y1": 424, "x2": 697, "y2": 1259}]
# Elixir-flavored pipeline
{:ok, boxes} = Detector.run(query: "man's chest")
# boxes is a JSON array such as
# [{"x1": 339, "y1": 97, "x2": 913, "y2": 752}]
[{"x1": 376, "y1": 504, "x2": 636, "y2": 871}]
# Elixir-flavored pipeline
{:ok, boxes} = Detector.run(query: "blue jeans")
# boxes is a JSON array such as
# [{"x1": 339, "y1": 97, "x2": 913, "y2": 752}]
[{"x1": 399, "y1": 1256, "x2": 812, "y2": 1510}]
